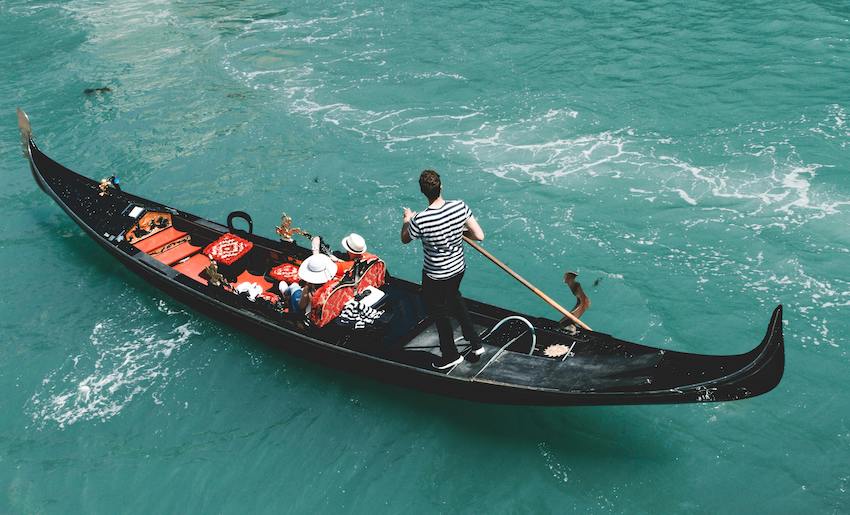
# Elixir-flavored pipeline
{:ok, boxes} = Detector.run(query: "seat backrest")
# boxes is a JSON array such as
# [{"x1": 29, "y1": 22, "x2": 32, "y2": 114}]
[
  {"x1": 309, "y1": 280, "x2": 356, "y2": 328},
  {"x1": 340, "y1": 258, "x2": 386, "y2": 293}
]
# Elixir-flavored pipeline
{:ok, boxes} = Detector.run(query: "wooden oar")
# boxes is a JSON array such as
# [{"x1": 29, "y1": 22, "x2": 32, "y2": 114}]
[{"x1": 463, "y1": 236, "x2": 592, "y2": 331}]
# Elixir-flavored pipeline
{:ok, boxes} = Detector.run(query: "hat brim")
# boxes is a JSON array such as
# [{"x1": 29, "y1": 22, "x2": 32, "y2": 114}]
[
  {"x1": 298, "y1": 259, "x2": 338, "y2": 284},
  {"x1": 341, "y1": 237, "x2": 366, "y2": 254}
]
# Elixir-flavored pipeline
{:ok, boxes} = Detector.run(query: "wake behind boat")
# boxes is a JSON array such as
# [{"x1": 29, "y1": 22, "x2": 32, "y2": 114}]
[{"x1": 17, "y1": 108, "x2": 784, "y2": 406}]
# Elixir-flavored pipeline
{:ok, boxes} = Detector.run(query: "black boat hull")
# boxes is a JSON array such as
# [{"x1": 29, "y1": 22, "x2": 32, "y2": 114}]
[{"x1": 19, "y1": 109, "x2": 784, "y2": 406}]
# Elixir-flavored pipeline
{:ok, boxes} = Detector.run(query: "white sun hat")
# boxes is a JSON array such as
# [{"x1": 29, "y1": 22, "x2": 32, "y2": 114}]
[
  {"x1": 298, "y1": 254, "x2": 338, "y2": 284},
  {"x1": 341, "y1": 233, "x2": 367, "y2": 255}
]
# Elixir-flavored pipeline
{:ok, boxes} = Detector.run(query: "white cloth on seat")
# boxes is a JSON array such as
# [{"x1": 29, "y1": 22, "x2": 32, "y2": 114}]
[{"x1": 236, "y1": 281, "x2": 264, "y2": 301}]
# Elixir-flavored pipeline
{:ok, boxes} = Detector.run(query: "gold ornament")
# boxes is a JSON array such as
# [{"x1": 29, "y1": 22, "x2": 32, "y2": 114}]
[
  {"x1": 98, "y1": 178, "x2": 112, "y2": 196},
  {"x1": 275, "y1": 212, "x2": 309, "y2": 242},
  {"x1": 204, "y1": 260, "x2": 228, "y2": 288}
]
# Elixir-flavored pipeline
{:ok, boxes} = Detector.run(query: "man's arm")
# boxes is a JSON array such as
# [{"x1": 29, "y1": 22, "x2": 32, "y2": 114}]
[
  {"x1": 464, "y1": 215, "x2": 485, "y2": 241},
  {"x1": 401, "y1": 207, "x2": 415, "y2": 244},
  {"x1": 298, "y1": 287, "x2": 311, "y2": 311},
  {"x1": 311, "y1": 235, "x2": 340, "y2": 261}
]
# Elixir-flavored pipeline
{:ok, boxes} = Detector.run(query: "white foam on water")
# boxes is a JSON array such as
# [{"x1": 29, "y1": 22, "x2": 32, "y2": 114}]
[
  {"x1": 65, "y1": 0, "x2": 176, "y2": 45},
  {"x1": 28, "y1": 295, "x2": 198, "y2": 428},
  {"x1": 674, "y1": 189, "x2": 698, "y2": 206},
  {"x1": 538, "y1": 442, "x2": 570, "y2": 484},
  {"x1": 810, "y1": 104, "x2": 850, "y2": 147},
  {"x1": 741, "y1": 258, "x2": 848, "y2": 348},
  {"x1": 407, "y1": 71, "x2": 467, "y2": 81},
  {"x1": 458, "y1": 126, "x2": 634, "y2": 183}
]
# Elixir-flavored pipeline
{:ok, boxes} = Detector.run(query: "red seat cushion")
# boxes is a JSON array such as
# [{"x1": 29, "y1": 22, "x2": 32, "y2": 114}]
[
  {"x1": 233, "y1": 271, "x2": 273, "y2": 292},
  {"x1": 154, "y1": 242, "x2": 201, "y2": 266},
  {"x1": 203, "y1": 233, "x2": 253, "y2": 265},
  {"x1": 133, "y1": 227, "x2": 188, "y2": 253},
  {"x1": 173, "y1": 253, "x2": 211, "y2": 285},
  {"x1": 269, "y1": 263, "x2": 300, "y2": 283}
]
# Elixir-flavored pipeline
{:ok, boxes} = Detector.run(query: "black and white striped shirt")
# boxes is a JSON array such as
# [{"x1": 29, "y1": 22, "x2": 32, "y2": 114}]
[{"x1": 408, "y1": 200, "x2": 472, "y2": 280}]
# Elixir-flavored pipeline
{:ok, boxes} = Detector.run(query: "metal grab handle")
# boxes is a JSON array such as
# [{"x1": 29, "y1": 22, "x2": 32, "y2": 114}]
[
  {"x1": 227, "y1": 211, "x2": 253, "y2": 234},
  {"x1": 479, "y1": 316, "x2": 537, "y2": 355},
  {"x1": 473, "y1": 316, "x2": 537, "y2": 380}
]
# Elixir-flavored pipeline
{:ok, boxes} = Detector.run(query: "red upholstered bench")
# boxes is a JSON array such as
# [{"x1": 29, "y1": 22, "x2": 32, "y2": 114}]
[
  {"x1": 154, "y1": 242, "x2": 201, "y2": 266},
  {"x1": 133, "y1": 227, "x2": 188, "y2": 253},
  {"x1": 173, "y1": 253, "x2": 212, "y2": 285}
]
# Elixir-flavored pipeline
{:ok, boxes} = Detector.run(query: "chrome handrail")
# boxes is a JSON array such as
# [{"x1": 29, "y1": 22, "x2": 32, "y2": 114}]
[{"x1": 473, "y1": 316, "x2": 537, "y2": 379}]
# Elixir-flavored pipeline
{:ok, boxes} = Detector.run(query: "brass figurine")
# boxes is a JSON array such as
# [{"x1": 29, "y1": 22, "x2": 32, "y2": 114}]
[
  {"x1": 204, "y1": 260, "x2": 228, "y2": 288},
  {"x1": 275, "y1": 212, "x2": 309, "y2": 242},
  {"x1": 98, "y1": 178, "x2": 112, "y2": 196}
]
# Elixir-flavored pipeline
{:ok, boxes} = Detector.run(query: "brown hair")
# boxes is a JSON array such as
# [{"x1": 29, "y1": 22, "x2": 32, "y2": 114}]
[{"x1": 419, "y1": 169, "x2": 441, "y2": 202}]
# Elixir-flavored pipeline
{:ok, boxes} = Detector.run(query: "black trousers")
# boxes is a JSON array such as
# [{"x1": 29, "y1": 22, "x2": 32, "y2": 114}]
[{"x1": 421, "y1": 271, "x2": 480, "y2": 360}]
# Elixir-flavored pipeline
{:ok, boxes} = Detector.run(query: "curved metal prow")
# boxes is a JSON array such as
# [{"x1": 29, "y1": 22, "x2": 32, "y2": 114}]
[{"x1": 17, "y1": 108, "x2": 33, "y2": 158}]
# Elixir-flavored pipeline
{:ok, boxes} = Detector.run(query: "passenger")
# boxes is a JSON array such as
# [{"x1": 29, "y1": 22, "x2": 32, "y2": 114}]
[
  {"x1": 340, "y1": 233, "x2": 374, "y2": 260},
  {"x1": 292, "y1": 253, "x2": 338, "y2": 316},
  {"x1": 277, "y1": 281, "x2": 300, "y2": 312},
  {"x1": 400, "y1": 169, "x2": 485, "y2": 369},
  {"x1": 334, "y1": 233, "x2": 377, "y2": 277}
]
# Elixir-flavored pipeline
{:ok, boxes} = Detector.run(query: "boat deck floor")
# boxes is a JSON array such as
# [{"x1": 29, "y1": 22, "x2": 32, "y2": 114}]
[{"x1": 399, "y1": 320, "x2": 489, "y2": 372}]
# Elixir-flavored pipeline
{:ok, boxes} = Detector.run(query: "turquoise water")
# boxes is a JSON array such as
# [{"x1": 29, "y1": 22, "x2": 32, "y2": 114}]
[{"x1": 1, "y1": 0, "x2": 848, "y2": 512}]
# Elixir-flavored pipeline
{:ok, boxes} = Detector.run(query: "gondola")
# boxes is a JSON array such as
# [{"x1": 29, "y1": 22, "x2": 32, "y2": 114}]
[{"x1": 16, "y1": 108, "x2": 784, "y2": 406}]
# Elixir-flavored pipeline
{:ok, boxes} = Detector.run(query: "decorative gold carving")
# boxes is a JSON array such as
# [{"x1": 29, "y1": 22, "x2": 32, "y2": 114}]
[
  {"x1": 149, "y1": 235, "x2": 190, "y2": 255},
  {"x1": 98, "y1": 178, "x2": 113, "y2": 196},
  {"x1": 203, "y1": 260, "x2": 228, "y2": 288},
  {"x1": 275, "y1": 212, "x2": 309, "y2": 242},
  {"x1": 125, "y1": 211, "x2": 172, "y2": 243}
]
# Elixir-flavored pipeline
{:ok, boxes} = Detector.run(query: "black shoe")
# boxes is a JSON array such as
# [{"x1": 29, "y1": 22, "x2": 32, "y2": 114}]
[
  {"x1": 432, "y1": 355, "x2": 463, "y2": 370},
  {"x1": 470, "y1": 343, "x2": 485, "y2": 356}
]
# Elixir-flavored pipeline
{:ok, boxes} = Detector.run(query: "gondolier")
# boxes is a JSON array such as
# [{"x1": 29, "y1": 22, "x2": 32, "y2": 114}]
[{"x1": 401, "y1": 169, "x2": 486, "y2": 369}]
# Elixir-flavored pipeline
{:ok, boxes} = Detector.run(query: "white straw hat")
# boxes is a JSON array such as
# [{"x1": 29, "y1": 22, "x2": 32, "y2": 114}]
[
  {"x1": 298, "y1": 254, "x2": 338, "y2": 284},
  {"x1": 341, "y1": 233, "x2": 367, "y2": 254}
]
